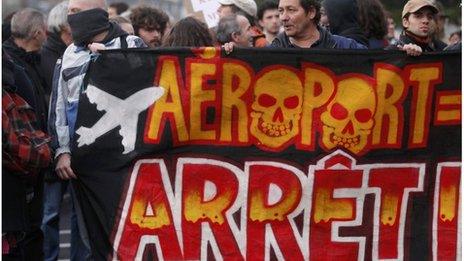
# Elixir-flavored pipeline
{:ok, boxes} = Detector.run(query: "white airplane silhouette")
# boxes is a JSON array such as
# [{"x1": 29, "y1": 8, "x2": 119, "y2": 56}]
[{"x1": 75, "y1": 84, "x2": 164, "y2": 154}]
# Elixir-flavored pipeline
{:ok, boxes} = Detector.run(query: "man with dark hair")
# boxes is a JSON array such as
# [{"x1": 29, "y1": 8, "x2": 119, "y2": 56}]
[
  {"x1": 108, "y1": 2, "x2": 129, "y2": 18},
  {"x1": 271, "y1": 0, "x2": 365, "y2": 48},
  {"x1": 130, "y1": 6, "x2": 169, "y2": 48},
  {"x1": 386, "y1": 0, "x2": 446, "y2": 54},
  {"x1": 257, "y1": 0, "x2": 281, "y2": 44}
]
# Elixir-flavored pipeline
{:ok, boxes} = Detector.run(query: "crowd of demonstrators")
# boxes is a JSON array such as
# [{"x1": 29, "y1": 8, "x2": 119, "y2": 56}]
[{"x1": 2, "y1": 0, "x2": 461, "y2": 259}]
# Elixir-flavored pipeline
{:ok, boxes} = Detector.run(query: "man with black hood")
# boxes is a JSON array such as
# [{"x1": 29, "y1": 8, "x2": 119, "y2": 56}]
[
  {"x1": 322, "y1": 0, "x2": 368, "y2": 47},
  {"x1": 41, "y1": 2, "x2": 91, "y2": 260},
  {"x1": 269, "y1": 0, "x2": 366, "y2": 49},
  {"x1": 48, "y1": 1, "x2": 145, "y2": 258},
  {"x1": 51, "y1": 0, "x2": 145, "y2": 180}
]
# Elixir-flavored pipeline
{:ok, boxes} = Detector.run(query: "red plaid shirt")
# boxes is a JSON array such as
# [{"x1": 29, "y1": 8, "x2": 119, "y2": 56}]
[{"x1": 2, "y1": 90, "x2": 51, "y2": 178}]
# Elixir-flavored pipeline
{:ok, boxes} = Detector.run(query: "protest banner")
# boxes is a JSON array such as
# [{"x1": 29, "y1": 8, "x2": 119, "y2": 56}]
[{"x1": 71, "y1": 48, "x2": 461, "y2": 260}]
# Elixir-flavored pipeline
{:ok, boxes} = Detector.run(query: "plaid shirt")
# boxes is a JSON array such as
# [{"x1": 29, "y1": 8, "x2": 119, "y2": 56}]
[{"x1": 2, "y1": 89, "x2": 52, "y2": 178}]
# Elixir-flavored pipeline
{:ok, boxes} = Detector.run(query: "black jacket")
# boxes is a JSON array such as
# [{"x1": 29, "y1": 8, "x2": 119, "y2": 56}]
[
  {"x1": 41, "y1": 32, "x2": 67, "y2": 93},
  {"x1": 3, "y1": 38, "x2": 49, "y2": 132},
  {"x1": 386, "y1": 31, "x2": 447, "y2": 52},
  {"x1": 271, "y1": 26, "x2": 366, "y2": 49},
  {"x1": 2, "y1": 53, "x2": 44, "y2": 232},
  {"x1": 323, "y1": 0, "x2": 368, "y2": 46}
]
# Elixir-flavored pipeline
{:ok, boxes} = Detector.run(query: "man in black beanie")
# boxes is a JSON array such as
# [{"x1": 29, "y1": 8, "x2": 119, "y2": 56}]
[{"x1": 48, "y1": 0, "x2": 146, "y2": 259}]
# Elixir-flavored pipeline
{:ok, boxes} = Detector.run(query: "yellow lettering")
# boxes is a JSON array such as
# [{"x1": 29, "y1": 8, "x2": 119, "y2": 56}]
[
  {"x1": 301, "y1": 66, "x2": 335, "y2": 147},
  {"x1": 130, "y1": 199, "x2": 171, "y2": 229},
  {"x1": 409, "y1": 66, "x2": 440, "y2": 145},
  {"x1": 189, "y1": 62, "x2": 217, "y2": 140},
  {"x1": 147, "y1": 59, "x2": 188, "y2": 141},
  {"x1": 313, "y1": 188, "x2": 353, "y2": 223},
  {"x1": 220, "y1": 62, "x2": 251, "y2": 142},
  {"x1": 372, "y1": 66, "x2": 405, "y2": 146}
]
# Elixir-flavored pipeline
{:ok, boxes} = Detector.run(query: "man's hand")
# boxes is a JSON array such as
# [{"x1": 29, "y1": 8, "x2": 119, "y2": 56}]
[
  {"x1": 222, "y1": 42, "x2": 235, "y2": 55},
  {"x1": 88, "y1": 43, "x2": 106, "y2": 53},
  {"x1": 399, "y1": 43, "x2": 423, "y2": 56},
  {"x1": 55, "y1": 153, "x2": 77, "y2": 180}
]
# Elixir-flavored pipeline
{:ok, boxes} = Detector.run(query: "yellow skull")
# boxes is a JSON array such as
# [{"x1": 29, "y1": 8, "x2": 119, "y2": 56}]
[
  {"x1": 320, "y1": 77, "x2": 376, "y2": 154},
  {"x1": 250, "y1": 68, "x2": 303, "y2": 149}
]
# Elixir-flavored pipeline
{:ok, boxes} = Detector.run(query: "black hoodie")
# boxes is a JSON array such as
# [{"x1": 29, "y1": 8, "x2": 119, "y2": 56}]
[
  {"x1": 323, "y1": 0, "x2": 368, "y2": 46},
  {"x1": 40, "y1": 32, "x2": 67, "y2": 93}
]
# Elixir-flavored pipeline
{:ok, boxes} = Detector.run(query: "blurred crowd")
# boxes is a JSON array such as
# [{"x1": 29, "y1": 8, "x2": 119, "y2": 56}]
[{"x1": 1, "y1": 0, "x2": 461, "y2": 260}]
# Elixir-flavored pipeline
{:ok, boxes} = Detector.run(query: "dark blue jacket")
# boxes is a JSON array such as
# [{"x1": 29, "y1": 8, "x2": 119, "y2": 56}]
[{"x1": 270, "y1": 26, "x2": 367, "y2": 49}]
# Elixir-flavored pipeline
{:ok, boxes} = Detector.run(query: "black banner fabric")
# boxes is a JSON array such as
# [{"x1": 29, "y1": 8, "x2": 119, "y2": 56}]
[{"x1": 71, "y1": 48, "x2": 461, "y2": 260}]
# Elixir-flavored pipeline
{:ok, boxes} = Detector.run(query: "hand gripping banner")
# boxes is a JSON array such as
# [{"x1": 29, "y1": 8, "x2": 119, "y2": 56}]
[{"x1": 70, "y1": 48, "x2": 461, "y2": 260}]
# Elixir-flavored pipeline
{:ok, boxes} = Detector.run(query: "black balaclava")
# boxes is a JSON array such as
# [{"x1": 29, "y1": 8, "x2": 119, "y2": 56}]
[{"x1": 67, "y1": 8, "x2": 111, "y2": 47}]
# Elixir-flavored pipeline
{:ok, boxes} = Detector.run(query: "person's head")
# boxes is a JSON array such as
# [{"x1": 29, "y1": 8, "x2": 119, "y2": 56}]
[
  {"x1": 68, "y1": 0, "x2": 107, "y2": 14},
  {"x1": 48, "y1": 1, "x2": 73, "y2": 46},
  {"x1": 432, "y1": 0, "x2": 446, "y2": 39},
  {"x1": 278, "y1": 0, "x2": 320, "y2": 39},
  {"x1": 385, "y1": 11, "x2": 396, "y2": 39},
  {"x1": 10, "y1": 8, "x2": 47, "y2": 51},
  {"x1": 356, "y1": 0, "x2": 387, "y2": 40},
  {"x1": 258, "y1": 1, "x2": 280, "y2": 35},
  {"x1": 322, "y1": 0, "x2": 359, "y2": 35},
  {"x1": 217, "y1": 0, "x2": 258, "y2": 26},
  {"x1": 130, "y1": 6, "x2": 169, "y2": 47},
  {"x1": 319, "y1": 6, "x2": 329, "y2": 29},
  {"x1": 216, "y1": 14, "x2": 252, "y2": 47},
  {"x1": 108, "y1": 2, "x2": 129, "y2": 18},
  {"x1": 162, "y1": 17, "x2": 213, "y2": 47},
  {"x1": 110, "y1": 16, "x2": 134, "y2": 35},
  {"x1": 402, "y1": 0, "x2": 438, "y2": 37},
  {"x1": 449, "y1": 30, "x2": 461, "y2": 45}
]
